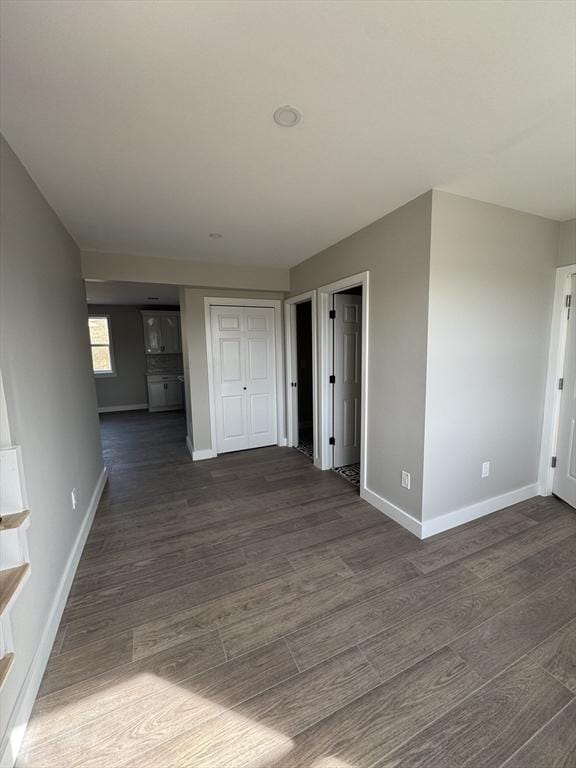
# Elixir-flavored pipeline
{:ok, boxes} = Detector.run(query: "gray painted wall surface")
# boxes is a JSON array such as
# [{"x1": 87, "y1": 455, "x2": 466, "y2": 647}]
[
  {"x1": 557, "y1": 218, "x2": 575, "y2": 266},
  {"x1": 181, "y1": 288, "x2": 285, "y2": 453},
  {"x1": 290, "y1": 192, "x2": 432, "y2": 520},
  {"x1": 0, "y1": 136, "x2": 103, "y2": 744},
  {"x1": 91, "y1": 305, "x2": 148, "y2": 409},
  {"x1": 422, "y1": 191, "x2": 558, "y2": 521}
]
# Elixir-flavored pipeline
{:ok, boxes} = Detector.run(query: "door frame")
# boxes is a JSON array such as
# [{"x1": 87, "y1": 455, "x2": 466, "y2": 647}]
[
  {"x1": 538, "y1": 263, "x2": 576, "y2": 494},
  {"x1": 284, "y1": 291, "x2": 318, "y2": 462},
  {"x1": 317, "y1": 271, "x2": 370, "y2": 488},
  {"x1": 204, "y1": 297, "x2": 286, "y2": 458}
]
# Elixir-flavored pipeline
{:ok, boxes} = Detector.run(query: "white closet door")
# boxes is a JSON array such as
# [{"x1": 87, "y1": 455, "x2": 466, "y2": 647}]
[
  {"x1": 553, "y1": 274, "x2": 576, "y2": 508},
  {"x1": 332, "y1": 294, "x2": 362, "y2": 467},
  {"x1": 245, "y1": 307, "x2": 277, "y2": 449},
  {"x1": 211, "y1": 306, "x2": 277, "y2": 454}
]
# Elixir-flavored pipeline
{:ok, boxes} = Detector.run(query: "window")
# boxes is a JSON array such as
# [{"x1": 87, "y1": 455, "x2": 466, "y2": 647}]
[{"x1": 88, "y1": 315, "x2": 115, "y2": 376}]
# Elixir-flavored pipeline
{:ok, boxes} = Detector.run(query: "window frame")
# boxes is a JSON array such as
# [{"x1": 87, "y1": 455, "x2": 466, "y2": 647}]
[{"x1": 89, "y1": 314, "x2": 116, "y2": 377}]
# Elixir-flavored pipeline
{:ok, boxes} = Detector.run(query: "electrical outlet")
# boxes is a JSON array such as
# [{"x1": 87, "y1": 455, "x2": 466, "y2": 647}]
[
  {"x1": 71, "y1": 488, "x2": 77, "y2": 510},
  {"x1": 401, "y1": 470, "x2": 411, "y2": 490},
  {"x1": 481, "y1": 461, "x2": 490, "y2": 479}
]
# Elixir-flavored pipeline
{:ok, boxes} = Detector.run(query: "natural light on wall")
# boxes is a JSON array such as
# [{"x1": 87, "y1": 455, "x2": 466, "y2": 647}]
[{"x1": 88, "y1": 315, "x2": 115, "y2": 375}]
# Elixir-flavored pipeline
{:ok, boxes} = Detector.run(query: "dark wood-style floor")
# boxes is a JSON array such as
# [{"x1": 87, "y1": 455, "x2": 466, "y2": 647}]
[{"x1": 19, "y1": 411, "x2": 576, "y2": 767}]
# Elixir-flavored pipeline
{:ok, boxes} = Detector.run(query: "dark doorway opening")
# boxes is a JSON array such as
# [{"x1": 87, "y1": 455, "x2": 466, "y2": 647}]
[{"x1": 295, "y1": 301, "x2": 314, "y2": 459}]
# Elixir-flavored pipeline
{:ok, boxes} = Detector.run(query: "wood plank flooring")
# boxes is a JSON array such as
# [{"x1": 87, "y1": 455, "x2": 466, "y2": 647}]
[{"x1": 18, "y1": 410, "x2": 576, "y2": 768}]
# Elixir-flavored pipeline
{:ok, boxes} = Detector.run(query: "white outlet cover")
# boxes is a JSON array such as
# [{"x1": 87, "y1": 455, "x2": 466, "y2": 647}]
[
  {"x1": 481, "y1": 461, "x2": 490, "y2": 478},
  {"x1": 401, "y1": 470, "x2": 411, "y2": 490}
]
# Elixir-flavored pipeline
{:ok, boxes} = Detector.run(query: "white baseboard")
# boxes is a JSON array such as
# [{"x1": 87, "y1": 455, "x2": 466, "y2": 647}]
[
  {"x1": 277, "y1": 437, "x2": 288, "y2": 447},
  {"x1": 361, "y1": 485, "x2": 423, "y2": 538},
  {"x1": 192, "y1": 448, "x2": 217, "y2": 461},
  {"x1": 0, "y1": 466, "x2": 108, "y2": 768},
  {"x1": 420, "y1": 482, "x2": 541, "y2": 539},
  {"x1": 186, "y1": 435, "x2": 194, "y2": 459},
  {"x1": 97, "y1": 404, "x2": 148, "y2": 413}
]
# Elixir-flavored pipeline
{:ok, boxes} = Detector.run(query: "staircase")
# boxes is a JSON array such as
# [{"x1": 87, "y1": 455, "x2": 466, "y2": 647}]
[{"x1": 0, "y1": 445, "x2": 31, "y2": 690}]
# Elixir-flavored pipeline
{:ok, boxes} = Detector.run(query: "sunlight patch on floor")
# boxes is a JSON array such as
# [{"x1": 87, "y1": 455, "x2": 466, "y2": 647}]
[{"x1": 20, "y1": 673, "x2": 294, "y2": 768}]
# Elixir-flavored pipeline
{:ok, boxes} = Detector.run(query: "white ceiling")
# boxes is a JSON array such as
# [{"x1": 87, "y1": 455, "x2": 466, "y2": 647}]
[
  {"x1": 85, "y1": 280, "x2": 180, "y2": 306},
  {"x1": 1, "y1": 1, "x2": 574, "y2": 269}
]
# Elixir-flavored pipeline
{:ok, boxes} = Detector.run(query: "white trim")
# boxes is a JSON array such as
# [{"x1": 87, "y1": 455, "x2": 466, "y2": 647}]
[
  {"x1": 420, "y1": 482, "x2": 541, "y2": 539},
  {"x1": 362, "y1": 480, "x2": 541, "y2": 540},
  {"x1": 0, "y1": 466, "x2": 108, "y2": 768},
  {"x1": 361, "y1": 485, "x2": 422, "y2": 538},
  {"x1": 317, "y1": 272, "x2": 370, "y2": 484},
  {"x1": 186, "y1": 435, "x2": 194, "y2": 459},
  {"x1": 284, "y1": 291, "x2": 318, "y2": 461},
  {"x1": 97, "y1": 403, "x2": 148, "y2": 413},
  {"x1": 192, "y1": 448, "x2": 218, "y2": 461},
  {"x1": 539, "y1": 264, "x2": 575, "y2": 495},
  {"x1": 203, "y1": 297, "x2": 286, "y2": 459}
]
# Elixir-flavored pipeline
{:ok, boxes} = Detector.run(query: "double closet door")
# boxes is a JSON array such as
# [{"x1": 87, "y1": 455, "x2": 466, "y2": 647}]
[{"x1": 211, "y1": 306, "x2": 277, "y2": 454}]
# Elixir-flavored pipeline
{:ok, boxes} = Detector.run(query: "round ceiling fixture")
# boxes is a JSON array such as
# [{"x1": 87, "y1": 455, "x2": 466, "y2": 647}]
[
  {"x1": 209, "y1": 232, "x2": 223, "y2": 239},
  {"x1": 273, "y1": 105, "x2": 302, "y2": 127}
]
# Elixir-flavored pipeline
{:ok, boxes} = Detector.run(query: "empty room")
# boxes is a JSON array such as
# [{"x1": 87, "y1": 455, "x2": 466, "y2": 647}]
[{"x1": 0, "y1": 1, "x2": 575, "y2": 767}]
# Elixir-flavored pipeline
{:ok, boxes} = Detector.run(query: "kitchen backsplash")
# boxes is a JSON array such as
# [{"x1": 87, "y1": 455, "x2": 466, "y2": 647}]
[{"x1": 146, "y1": 353, "x2": 183, "y2": 374}]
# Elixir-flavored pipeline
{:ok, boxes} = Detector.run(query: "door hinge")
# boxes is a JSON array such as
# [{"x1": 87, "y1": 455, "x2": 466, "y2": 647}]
[
  {"x1": 566, "y1": 294, "x2": 572, "y2": 308},
  {"x1": 551, "y1": 456, "x2": 557, "y2": 468},
  {"x1": 329, "y1": 436, "x2": 336, "y2": 446},
  {"x1": 329, "y1": 309, "x2": 336, "y2": 319},
  {"x1": 329, "y1": 375, "x2": 336, "y2": 384},
  {"x1": 558, "y1": 377, "x2": 564, "y2": 390}
]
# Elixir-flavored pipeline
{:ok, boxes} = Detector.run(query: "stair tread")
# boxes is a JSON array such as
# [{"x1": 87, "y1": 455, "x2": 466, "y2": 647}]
[
  {"x1": 0, "y1": 511, "x2": 30, "y2": 531},
  {"x1": 0, "y1": 652, "x2": 14, "y2": 688},
  {"x1": 0, "y1": 564, "x2": 29, "y2": 614}
]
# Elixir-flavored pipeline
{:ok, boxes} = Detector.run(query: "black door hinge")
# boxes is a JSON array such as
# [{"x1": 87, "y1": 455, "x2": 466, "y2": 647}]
[
  {"x1": 329, "y1": 309, "x2": 336, "y2": 319},
  {"x1": 558, "y1": 378, "x2": 564, "y2": 390},
  {"x1": 551, "y1": 456, "x2": 557, "y2": 468},
  {"x1": 566, "y1": 294, "x2": 572, "y2": 308},
  {"x1": 329, "y1": 375, "x2": 336, "y2": 384},
  {"x1": 329, "y1": 436, "x2": 336, "y2": 446}
]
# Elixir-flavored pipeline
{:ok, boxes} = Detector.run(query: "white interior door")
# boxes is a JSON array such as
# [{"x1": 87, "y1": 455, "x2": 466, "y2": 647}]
[
  {"x1": 288, "y1": 304, "x2": 299, "y2": 446},
  {"x1": 332, "y1": 293, "x2": 362, "y2": 467},
  {"x1": 553, "y1": 274, "x2": 576, "y2": 508},
  {"x1": 211, "y1": 306, "x2": 277, "y2": 454}
]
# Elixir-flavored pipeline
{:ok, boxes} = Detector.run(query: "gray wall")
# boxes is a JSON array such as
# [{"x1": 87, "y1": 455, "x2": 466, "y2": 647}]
[
  {"x1": 181, "y1": 288, "x2": 285, "y2": 453},
  {"x1": 422, "y1": 191, "x2": 558, "y2": 521},
  {"x1": 0, "y1": 137, "x2": 103, "y2": 746},
  {"x1": 557, "y1": 218, "x2": 575, "y2": 266},
  {"x1": 290, "y1": 192, "x2": 432, "y2": 520},
  {"x1": 90, "y1": 305, "x2": 148, "y2": 409}
]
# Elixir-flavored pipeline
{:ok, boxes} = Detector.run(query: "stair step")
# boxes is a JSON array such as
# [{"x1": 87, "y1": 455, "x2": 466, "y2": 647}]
[
  {"x1": 0, "y1": 511, "x2": 30, "y2": 531},
  {"x1": 0, "y1": 564, "x2": 30, "y2": 615},
  {"x1": 0, "y1": 652, "x2": 14, "y2": 688}
]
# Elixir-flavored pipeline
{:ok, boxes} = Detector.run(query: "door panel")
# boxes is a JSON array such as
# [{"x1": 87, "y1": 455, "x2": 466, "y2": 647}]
[
  {"x1": 222, "y1": 395, "x2": 245, "y2": 438},
  {"x1": 211, "y1": 306, "x2": 277, "y2": 454},
  {"x1": 248, "y1": 338, "x2": 269, "y2": 380},
  {"x1": 333, "y1": 294, "x2": 362, "y2": 467},
  {"x1": 143, "y1": 316, "x2": 162, "y2": 354},
  {"x1": 165, "y1": 381, "x2": 183, "y2": 407},
  {"x1": 245, "y1": 308, "x2": 277, "y2": 448},
  {"x1": 220, "y1": 339, "x2": 242, "y2": 382},
  {"x1": 553, "y1": 274, "x2": 576, "y2": 508},
  {"x1": 249, "y1": 393, "x2": 271, "y2": 435},
  {"x1": 161, "y1": 316, "x2": 181, "y2": 353}
]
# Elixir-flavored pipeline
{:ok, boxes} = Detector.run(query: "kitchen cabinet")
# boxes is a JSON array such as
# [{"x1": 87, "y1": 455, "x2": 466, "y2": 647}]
[
  {"x1": 142, "y1": 312, "x2": 181, "y2": 354},
  {"x1": 147, "y1": 375, "x2": 184, "y2": 412}
]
